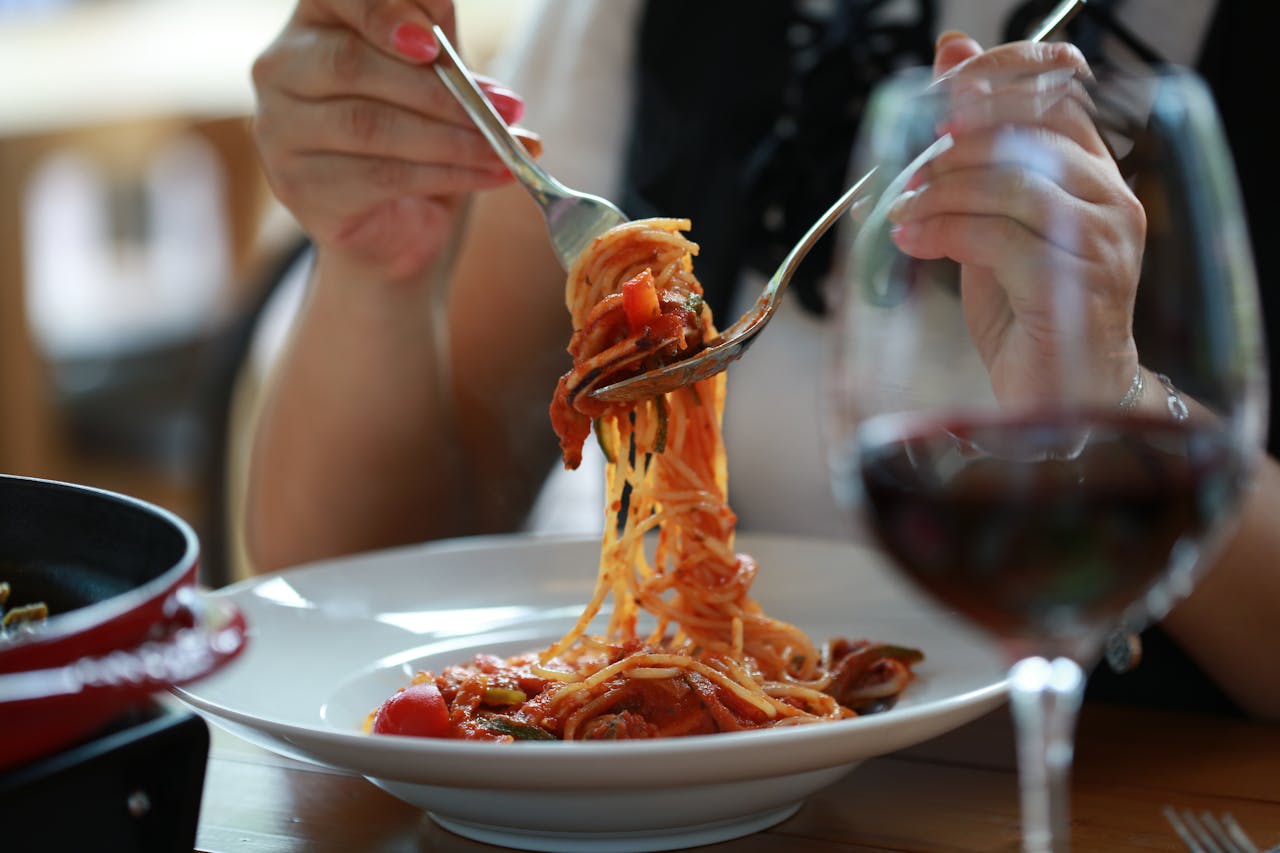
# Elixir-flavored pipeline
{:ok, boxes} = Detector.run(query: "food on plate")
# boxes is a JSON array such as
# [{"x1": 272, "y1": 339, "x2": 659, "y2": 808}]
[
  {"x1": 0, "y1": 580, "x2": 48, "y2": 640},
  {"x1": 369, "y1": 219, "x2": 922, "y2": 741}
]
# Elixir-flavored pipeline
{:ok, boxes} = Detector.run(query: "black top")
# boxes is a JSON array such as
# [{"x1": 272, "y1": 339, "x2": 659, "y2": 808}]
[{"x1": 622, "y1": 0, "x2": 937, "y2": 318}]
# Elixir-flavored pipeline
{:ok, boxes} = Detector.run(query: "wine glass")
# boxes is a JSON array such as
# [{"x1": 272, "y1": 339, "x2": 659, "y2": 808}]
[{"x1": 825, "y1": 61, "x2": 1267, "y2": 851}]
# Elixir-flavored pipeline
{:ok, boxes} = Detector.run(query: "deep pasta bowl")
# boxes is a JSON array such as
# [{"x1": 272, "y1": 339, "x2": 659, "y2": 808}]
[{"x1": 174, "y1": 533, "x2": 1007, "y2": 853}]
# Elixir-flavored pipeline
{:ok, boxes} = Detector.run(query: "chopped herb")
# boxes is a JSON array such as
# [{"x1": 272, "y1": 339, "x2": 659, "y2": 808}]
[
  {"x1": 476, "y1": 715, "x2": 556, "y2": 741},
  {"x1": 594, "y1": 418, "x2": 616, "y2": 464},
  {"x1": 876, "y1": 645, "x2": 925, "y2": 665},
  {"x1": 482, "y1": 686, "x2": 528, "y2": 707}
]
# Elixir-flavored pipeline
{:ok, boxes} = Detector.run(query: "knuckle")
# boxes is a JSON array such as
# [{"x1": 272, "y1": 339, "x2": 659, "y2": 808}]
[
  {"x1": 249, "y1": 112, "x2": 268, "y2": 144},
  {"x1": 250, "y1": 126, "x2": 306, "y2": 209},
  {"x1": 342, "y1": 100, "x2": 388, "y2": 146},
  {"x1": 1077, "y1": 226, "x2": 1110, "y2": 264},
  {"x1": 329, "y1": 31, "x2": 365, "y2": 85},
  {"x1": 1038, "y1": 41, "x2": 1089, "y2": 73},
  {"x1": 445, "y1": 125, "x2": 491, "y2": 170},
  {"x1": 434, "y1": 125, "x2": 468, "y2": 164},
  {"x1": 1102, "y1": 179, "x2": 1147, "y2": 239},
  {"x1": 995, "y1": 215, "x2": 1025, "y2": 248},
  {"x1": 421, "y1": 0, "x2": 455, "y2": 28},
  {"x1": 250, "y1": 48, "x2": 283, "y2": 93},
  {"x1": 1119, "y1": 195, "x2": 1148, "y2": 267},
  {"x1": 249, "y1": 114, "x2": 273, "y2": 160},
  {"x1": 421, "y1": 76, "x2": 457, "y2": 117},
  {"x1": 1005, "y1": 167, "x2": 1032, "y2": 197},
  {"x1": 366, "y1": 157, "x2": 413, "y2": 191},
  {"x1": 265, "y1": 163, "x2": 304, "y2": 210},
  {"x1": 1121, "y1": 185, "x2": 1147, "y2": 228},
  {"x1": 250, "y1": 115, "x2": 287, "y2": 174},
  {"x1": 1087, "y1": 210, "x2": 1143, "y2": 278},
  {"x1": 363, "y1": 0, "x2": 404, "y2": 42}
]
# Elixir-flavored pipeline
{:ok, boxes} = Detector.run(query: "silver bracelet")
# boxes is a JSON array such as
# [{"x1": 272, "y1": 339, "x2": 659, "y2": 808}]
[
  {"x1": 1154, "y1": 371, "x2": 1190, "y2": 422},
  {"x1": 1117, "y1": 366, "x2": 1144, "y2": 411},
  {"x1": 1117, "y1": 366, "x2": 1189, "y2": 422}
]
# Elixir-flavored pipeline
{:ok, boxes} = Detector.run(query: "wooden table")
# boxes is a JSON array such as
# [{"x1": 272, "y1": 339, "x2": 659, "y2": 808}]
[{"x1": 194, "y1": 701, "x2": 1280, "y2": 852}]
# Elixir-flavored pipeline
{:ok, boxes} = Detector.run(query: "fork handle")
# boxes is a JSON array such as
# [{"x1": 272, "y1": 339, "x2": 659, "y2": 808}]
[
  {"x1": 1028, "y1": 0, "x2": 1087, "y2": 43},
  {"x1": 430, "y1": 25, "x2": 570, "y2": 209}
]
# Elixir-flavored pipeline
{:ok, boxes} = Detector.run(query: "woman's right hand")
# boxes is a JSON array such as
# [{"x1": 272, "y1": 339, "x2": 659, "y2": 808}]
[{"x1": 251, "y1": 0, "x2": 530, "y2": 282}]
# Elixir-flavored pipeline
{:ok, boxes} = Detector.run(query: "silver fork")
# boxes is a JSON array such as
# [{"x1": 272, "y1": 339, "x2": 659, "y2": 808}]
[
  {"x1": 430, "y1": 25, "x2": 628, "y2": 271},
  {"x1": 1163, "y1": 806, "x2": 1276, "y2": 853}
]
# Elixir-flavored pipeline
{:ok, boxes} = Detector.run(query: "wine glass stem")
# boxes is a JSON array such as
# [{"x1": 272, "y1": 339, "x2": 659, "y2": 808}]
[{"x1": 1008, "y1": 656, "x2": 1086, "y2": 853}]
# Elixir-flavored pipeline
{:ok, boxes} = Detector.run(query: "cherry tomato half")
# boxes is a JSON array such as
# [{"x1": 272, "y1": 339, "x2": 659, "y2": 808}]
[
  {"x1": 371, "y1": 683, "x2": 451, "y2": 738},
  {"x1": 621, "y1": 269, "x2": 661, "y2": 331}
]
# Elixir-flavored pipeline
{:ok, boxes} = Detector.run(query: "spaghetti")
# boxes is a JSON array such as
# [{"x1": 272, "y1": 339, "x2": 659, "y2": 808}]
[{"x1": 369, "y1": 219, "x2": 922, "y2": 741}]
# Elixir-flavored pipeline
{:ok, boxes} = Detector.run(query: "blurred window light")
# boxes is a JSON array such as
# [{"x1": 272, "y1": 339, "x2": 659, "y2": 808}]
[
  {"x1": 22, "y1": 133, "x2": 231, "y2": 361},
  {"x1": 0, "y1": 0, "x2": 76, "y2": 17}
]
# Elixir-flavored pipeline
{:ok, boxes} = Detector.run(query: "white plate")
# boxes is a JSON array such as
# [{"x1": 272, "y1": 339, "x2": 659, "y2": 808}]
[{"x1": 176, "y1": 533, "x2": 1007, "y2": 852}]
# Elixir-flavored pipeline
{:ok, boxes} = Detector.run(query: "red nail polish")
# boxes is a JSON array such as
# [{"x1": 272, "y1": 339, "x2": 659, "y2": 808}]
[
  {"x1": 484, "y1": 87, "x2": 525, "y2": 124},
  {"x1": 392, "y1": 22, "x2": 438, "y2": 62}
]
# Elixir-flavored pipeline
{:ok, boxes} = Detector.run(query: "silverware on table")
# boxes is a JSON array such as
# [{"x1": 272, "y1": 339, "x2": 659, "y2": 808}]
[{"x1": 1164, "y1": 806, "x2": 1277, "y2": 853}]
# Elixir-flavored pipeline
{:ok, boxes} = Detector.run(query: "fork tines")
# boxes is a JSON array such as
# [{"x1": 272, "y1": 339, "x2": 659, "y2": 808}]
[{"x1": 1163, "y1": 806, "x2": 1261, "y2": 853}]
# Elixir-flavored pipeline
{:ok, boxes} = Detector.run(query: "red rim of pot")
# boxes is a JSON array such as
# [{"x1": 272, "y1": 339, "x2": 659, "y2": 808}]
[{"x1": 0, "y1": 474, "x2": 247, "y2": 771}]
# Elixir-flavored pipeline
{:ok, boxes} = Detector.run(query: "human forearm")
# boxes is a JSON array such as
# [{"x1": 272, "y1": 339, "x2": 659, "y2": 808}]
[
  {"x1": 244, "y1": 254, "x2": 465, "y2": 573},
  {"x1": 1163, "y1": 455, "x2": 1280, "y2": 720},
  {"x1": 243, "y1": 0, "x2": 555, "y2": 573},
  {"x1": 244, "y1": 183, "x2": 573, "y2": 572}
]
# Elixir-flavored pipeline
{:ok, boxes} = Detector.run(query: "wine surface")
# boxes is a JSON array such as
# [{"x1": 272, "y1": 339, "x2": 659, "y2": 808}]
[{"x1": 856, "y1": 414, "x2": 1243, "y2": 645}]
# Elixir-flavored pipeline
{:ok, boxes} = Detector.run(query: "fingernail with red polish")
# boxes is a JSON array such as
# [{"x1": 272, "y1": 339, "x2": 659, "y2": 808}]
[
  {"x1": 484, "y1": 87, "x2": 525, "y2": 124},
  {"x1": 392, "y1": 22, "x2": 438, "y2": 63}
]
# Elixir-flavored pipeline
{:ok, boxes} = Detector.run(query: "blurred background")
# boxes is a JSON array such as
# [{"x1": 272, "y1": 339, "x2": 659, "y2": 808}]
[{"x1": 0, "y1": 0, "x2": 517, "y2": 585}]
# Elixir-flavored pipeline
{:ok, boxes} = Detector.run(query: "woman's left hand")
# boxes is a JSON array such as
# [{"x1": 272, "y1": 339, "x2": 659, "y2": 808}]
[{"x1": 888, "y1": 34, "x2": 1148, "y2": 409}]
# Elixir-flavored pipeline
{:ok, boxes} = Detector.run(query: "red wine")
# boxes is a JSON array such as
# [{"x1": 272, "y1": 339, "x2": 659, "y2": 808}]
[{"x1": 855, "y1": 413, "x2": 1245, "y2": 645}]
